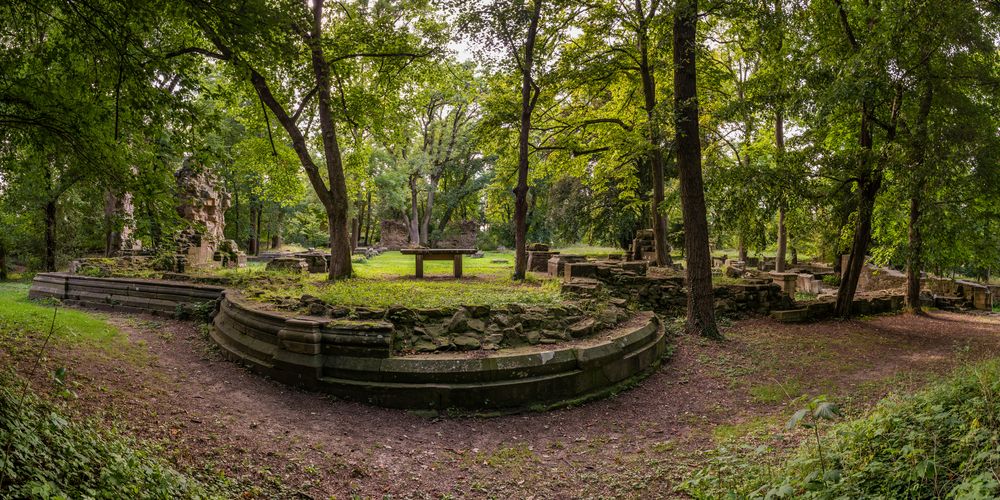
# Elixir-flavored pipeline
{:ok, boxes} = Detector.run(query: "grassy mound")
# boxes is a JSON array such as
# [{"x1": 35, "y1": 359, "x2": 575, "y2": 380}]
[{"x1": 683, "y1": 360, "x2": 1000, "y2": 498}]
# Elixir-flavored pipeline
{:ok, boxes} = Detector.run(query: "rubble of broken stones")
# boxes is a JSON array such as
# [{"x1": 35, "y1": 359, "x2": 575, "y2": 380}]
[
  {"x1": 288, "y1": 295, "x2": 630, "y2": 354},
  {"x1": 559, "y1": 258, "x2": 794, "y2": 316}
]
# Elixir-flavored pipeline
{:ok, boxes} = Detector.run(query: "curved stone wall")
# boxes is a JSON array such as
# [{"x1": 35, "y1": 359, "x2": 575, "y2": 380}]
[
  {"x1": 212, "y1": 292, "x2": 667, "y2": 411},
  {"x1": 28, "y1": 273, "x2": 224, "y2": 316},
  {"x1": 28, "y1": 273, "x2": 669, "y2": 412}
]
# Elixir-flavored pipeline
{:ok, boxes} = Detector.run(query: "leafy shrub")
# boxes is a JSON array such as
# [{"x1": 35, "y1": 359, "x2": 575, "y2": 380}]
[
  {"x1": 682, "y1": 361, "x2": 1000, "y2": 498},
  {"x1": 821, "y1": 274, "x2": 840, "y2": 287},
  {"x1": 0, "y1": 375, "x2": 236, "y2": 498},
  {"x1": 174, "y1": 300, "x2": 218, "y2": 323}
]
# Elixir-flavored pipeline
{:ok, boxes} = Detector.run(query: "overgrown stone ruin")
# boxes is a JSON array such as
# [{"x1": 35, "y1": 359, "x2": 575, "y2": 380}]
[
  {"x1": 560, "y1": 258, "x2": 795, "y2": 316},
  {"x1": 288, "y1": 295, "x2": 630, "y2": 354},
  {"x1": 166, "y1": 160, "x2": 246, "y2": 272}
]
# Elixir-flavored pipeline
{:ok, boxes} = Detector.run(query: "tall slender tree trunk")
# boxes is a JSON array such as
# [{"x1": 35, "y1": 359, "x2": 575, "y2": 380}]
[
  {"x1": 906, "y1": 79, "x2": 933, "y2": 313},
  {"x1": 271, "y1": 209, "x2": 284, "y2": 249},
  {"x1": 775, "y1": 107, "x2": 787, "y2": 273},
  {"x1": 248, "y1": 203, "x2": 259, "y2": 255},
  {"x1": 408, "y1": 175, "x2": 421, "y2": 246},
  {"x1": 513, "y1": 0, "x2": 543, "y2": 280},
  {"x1": 44, "y1": 200, "x2": 57, "y2": 272},
  {"x1": 835, "y1": 107, "x2": 879, "y2": 317},
  {"x1": 0, "y1": 240, "x2": 7, "y2": 281},
  {"x1": 636, "y1": 0, "x2": 671, "y2": 267},
  {"x1": 364, "y1": 190, "x2": 373, "y2": 246},
  {"x1": 738, "y1": 236, "x2": 747, "y2": 262},
  {"x1": 673, "y1": 0, "x2": 719, "y2": 338},
  {"x1": 420, "y1": 179, "x2": 438, "y2": 244}
]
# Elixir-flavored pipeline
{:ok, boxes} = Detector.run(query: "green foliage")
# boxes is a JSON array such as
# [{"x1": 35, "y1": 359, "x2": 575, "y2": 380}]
[
  {"x1": 0, "y1": 373, "x2": 235, "y2": 499},
  {"x1": 682, "y1": 361, "x2": 1000, "y2": 499},
  {"x1": 0, "y1": 283, "x2": 120, "y2": 350}
]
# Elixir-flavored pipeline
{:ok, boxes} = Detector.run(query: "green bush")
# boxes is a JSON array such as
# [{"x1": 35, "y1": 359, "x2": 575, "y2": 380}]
[
  {"x1": 0, "y1": 375, "x2": 236, "y2": 499},
  {"x1": 821, "y1": 274, "x2": 840, "y2": 287},
  {"x1": 683, "y1": 361, "x2": 1000, "y2": 498}
]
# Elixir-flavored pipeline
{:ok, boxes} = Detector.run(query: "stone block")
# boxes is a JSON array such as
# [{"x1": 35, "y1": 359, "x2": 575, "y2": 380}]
[
  {"x1": 547, "y1": 254, "x2": 587, "y2": 277},
  {"x1": 266, "y1": 257, "x2": 309, "y2": 274}
]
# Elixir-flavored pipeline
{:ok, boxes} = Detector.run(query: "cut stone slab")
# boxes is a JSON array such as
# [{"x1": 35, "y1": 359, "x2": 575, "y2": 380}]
[{"x1": 266, "y1": 257, "x2": 308, "y2": 274}]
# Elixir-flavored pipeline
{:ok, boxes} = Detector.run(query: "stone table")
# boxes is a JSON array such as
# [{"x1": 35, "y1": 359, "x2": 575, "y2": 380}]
[{"x1": 400, "y1": 248, "x2": 478, "y2": 278}]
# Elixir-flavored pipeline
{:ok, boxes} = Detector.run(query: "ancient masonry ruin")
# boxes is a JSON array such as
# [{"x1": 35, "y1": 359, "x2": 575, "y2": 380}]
[
  {"x1": 28, "y1": 273, "x2": 667, "y2": 412},
  {"x1": 168, "y1": 160, "x2": 246, "y2": 272}
]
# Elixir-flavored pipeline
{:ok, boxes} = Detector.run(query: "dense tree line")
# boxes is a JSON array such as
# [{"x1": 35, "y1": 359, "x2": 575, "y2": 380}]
[{"x1": 2, "y1": 0, "x2": 999, "y2": 333}]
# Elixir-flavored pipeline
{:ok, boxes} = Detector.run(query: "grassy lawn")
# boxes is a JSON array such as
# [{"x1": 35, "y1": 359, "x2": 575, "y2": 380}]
[
  {"x1": 215, "y1": 251, "x2": 564, "y2": 309},
  {"x1": 0, "y1": 282, "x2": 121, "y2": 349}
]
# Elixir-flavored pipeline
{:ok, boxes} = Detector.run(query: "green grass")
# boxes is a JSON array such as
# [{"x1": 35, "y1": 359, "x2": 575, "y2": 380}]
[
  {"x1": 228, "y1": 251, "x2": 566, "y2": 309},
  {"x1": 353, "y1": 251, "x2": 515, "y2": 278},
  {"x1": 0, "y1": 282, "x2": 121, "y2": 349},
  {"x1": 749, "y1": 380, "x2": 803, "y2": 404},
  {"x1": 552, "y1": 245, "x2": 624, "y2": 258},
  {"x1": 298, "y1": 276, "x2": 562, "y2": 309}
]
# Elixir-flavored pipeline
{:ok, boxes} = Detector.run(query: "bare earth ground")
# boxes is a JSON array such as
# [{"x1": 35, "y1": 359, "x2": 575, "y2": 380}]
[{"x1": 7, "y1": 310, "x2": 1000, "y2": 499}]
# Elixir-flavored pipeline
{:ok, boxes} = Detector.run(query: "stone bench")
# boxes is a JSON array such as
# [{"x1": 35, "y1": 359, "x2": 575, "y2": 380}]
[{"x1": 400, "y1": 248, "x2": 478, "y2": 278}]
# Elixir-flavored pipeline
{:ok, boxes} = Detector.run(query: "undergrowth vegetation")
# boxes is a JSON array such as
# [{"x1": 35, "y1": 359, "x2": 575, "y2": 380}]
[
  {"x1": 682, "y1": 360, "x2": 1000, "y2": 498},
  {"x1": 0, "y1": 374, "x2": 236, "y2": 499}
]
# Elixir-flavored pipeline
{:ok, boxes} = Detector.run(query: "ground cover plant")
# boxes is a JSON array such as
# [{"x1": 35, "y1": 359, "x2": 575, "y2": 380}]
[
  {"x1": 0, "y1": 374, "x2": 235, "y2": 499},
  {"x1": 682, "y1": 360, "x2": 1000, "y2": 499}
]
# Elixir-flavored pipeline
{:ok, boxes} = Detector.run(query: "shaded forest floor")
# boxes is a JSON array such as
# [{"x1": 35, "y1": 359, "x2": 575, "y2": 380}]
[{"x1": 4, "y1": 289, "x2": 1000, "y2": 498}]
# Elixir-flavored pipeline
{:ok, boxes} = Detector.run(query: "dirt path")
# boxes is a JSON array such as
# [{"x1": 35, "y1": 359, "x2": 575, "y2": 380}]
[{"x1": 12, "y1": 310, "x2": 1000, "y2": 498}]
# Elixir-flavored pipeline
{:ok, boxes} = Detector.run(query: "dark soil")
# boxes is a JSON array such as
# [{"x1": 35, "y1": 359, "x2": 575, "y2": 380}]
[{"x1": 7, "y1": 310, "x2": 1000, "y2": 498}]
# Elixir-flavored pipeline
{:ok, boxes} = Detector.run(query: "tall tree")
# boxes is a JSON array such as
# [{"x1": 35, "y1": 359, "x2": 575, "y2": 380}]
[
  {"x1": 673, "y1": 0, "x2": 719, "y2": 338},
  {"x1": 179, "y1": 0, "x2": 441, "y2": 279}
]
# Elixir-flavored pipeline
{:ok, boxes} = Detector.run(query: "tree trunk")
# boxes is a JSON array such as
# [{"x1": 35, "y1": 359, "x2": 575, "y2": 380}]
[
  {"x1": 364, "y1": 190, "x2": 373, "y2": 246},
  {"x1": 906, "y1": 194, "x2": 924, "y2": 311},
  {"x1": 248, "y1": 202, "x2": 260, "y2": 255},
  {"x1": 906, "y1": 79, "x2": 933, "y2": 313},
  {"x1": 44, "y1": 200, "x2": 57, "y2": 272},
  {"x1": 421, "y1": 179, "x2": 438, "y2": 244},
  {"x1": 673, "y1": 0, "x2": 719, "y2": 339},
  {"x1": 408, "y1": 174, "x2": 421, "y2": 246},
  {"x1": 350, "y1": 216, "x2": 359, "y2": 251},
  {"x1": 513, "y1": 0, "x2": 543, "y2": 280},
  {"x1": 775, "y1": 107, "x2": 787, "y2": 273},
  {"x1": 791, "y1": 246, "x2": 798, "y2": 265},
  {"x1": 103, "y1": 190, "x2": 121, "y2": 257},
  {"x1": 0, "y1": 239, "x2": 8, "y2": 281},
  {"x1": 738, "y1": 237, "x2": 747, "y2": 262},
  {"x1": 271, "y1": 209, "x2": 284, "y2": 249},
  {"x1": 835, "y1": 106, "x2": 879, "y2": 317},
  {"x1": 776, "y1": 207, "x2": 787, "y2": 272},
  {"x1": 636, "y1": 0, "x2": 670, "y2": 267}
]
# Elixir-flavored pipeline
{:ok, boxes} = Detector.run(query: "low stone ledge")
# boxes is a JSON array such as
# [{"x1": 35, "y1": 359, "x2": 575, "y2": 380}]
[
  {"x1": 212, "y1": 295, "x2": 667, "y2": 411},
  {"x1": 29, "y1": 273, "x2": 224, "y2": 318}
]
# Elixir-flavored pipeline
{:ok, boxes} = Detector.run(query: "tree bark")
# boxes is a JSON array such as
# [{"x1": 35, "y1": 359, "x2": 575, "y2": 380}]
[
  {"x1": 103, "y1": 190, "x2": 122, "y2": 257},
  {"x1": 513, "y1": 0, "x2": 543, "y2": 280},
  {"x1": 248, "y1": 202, "x2": 260, "y2": 255},
  {"x1": 636, "y1": 0, "x2": 671, "y2": 267},
  {"x1": 408, "y1": 174, "x2": 421, "y2": 245},
  {"x1": 270, "y1": 209, "x2": 284, "y2": 249},
  {"x1": 0, "y1": 239, "x2": 7, "y2": 281},
  {"x1": 200, "y1": 1, "x2": 354, "y2": 279},
  {"x1": 776, "y1": 207, "x2": 787, "y2": 272},
  {"x1": 737, "y1": 236, "x2": 747, "y2": 262},
  {"x1": 835, "y1": 105, "x2": 879, "y2": 317},
  {"x1": 906, "y1": 79, "x2": 933, "y2": 313},
  {"x1": 44, "y1": 200, "x2": 57, "y2": 272},
  {"x1": 364, "y1": 190, "x2": 373, "y2": 246},
  {"x1": 673, "y1": 0, "x2": 720, "y2": 338},
  {"x1": 775, "y1": 107, "x2": 787, "y2": 272}
]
